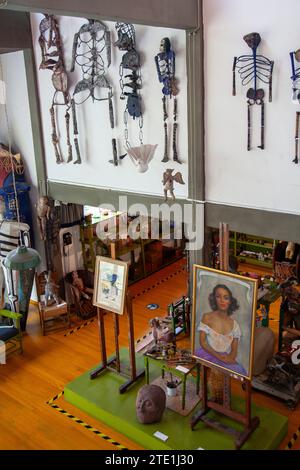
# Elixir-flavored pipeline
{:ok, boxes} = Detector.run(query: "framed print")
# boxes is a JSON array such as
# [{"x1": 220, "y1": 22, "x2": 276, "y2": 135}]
[
  {"x1": 191, "y1": 265, "x2": 258, "y2": 380},
  {"x1": 93, "y1": 256, "x2": 128, "y2": 315}
]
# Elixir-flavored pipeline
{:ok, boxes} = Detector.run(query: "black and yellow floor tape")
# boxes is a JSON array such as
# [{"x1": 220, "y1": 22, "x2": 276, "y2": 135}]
[
  {"x1": 47, "y1": 391, "x2": 128, "y2": 450},
  {"x1": 64, "y1": 318, "x2": 95, "y2": 337},
  {"x1": 285, "y1": 426, "x2": 300, "y2": 450}
]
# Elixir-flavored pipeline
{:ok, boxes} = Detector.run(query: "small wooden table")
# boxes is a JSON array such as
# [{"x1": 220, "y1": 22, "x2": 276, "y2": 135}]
[{"x1": 144, "y1": 352, "x2": 200, "y2": 410}]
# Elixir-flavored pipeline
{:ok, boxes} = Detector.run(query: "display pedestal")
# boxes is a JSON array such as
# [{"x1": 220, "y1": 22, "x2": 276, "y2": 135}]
[{"x1": 64, "y1": 349, "x2": 288, "y2": 450}]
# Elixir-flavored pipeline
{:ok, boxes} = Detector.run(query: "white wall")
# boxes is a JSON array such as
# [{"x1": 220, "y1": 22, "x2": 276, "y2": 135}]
[
  {"x1": 30, "y1": 13, "x2": 188, "y2": 199},
  {"x1": 204, "y1": 0, "x2": 300, "y2": 215},
  {"x1": 0, "y1": 51, "x2": 46, "y2": 268}
]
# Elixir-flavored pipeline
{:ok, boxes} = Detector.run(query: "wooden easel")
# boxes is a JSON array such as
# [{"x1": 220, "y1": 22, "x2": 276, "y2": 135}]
[
  {"x1": 191, "y1": 223, "x2": 259, "y2": 449},
  {"x1": 191, "y1": 365, "x2": 259, "y2": 449},
  {"x1": 90, "y1": 291, "x2": 145, "y2": 393}
]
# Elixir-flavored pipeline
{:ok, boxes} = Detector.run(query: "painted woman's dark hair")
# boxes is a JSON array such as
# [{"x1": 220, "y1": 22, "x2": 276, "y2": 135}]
[{"x1": 208, "y1": 284, "x2": 239, "y2": 315}]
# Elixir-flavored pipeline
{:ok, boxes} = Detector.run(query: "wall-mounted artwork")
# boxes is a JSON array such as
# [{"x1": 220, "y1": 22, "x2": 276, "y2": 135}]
[
  {"x1": 70, "y1": 19, "x2": 113, "y2": 164},
  {"x1": 38, "y1": 14, "x2": 73, "y2": 164},
  {"x1": 114, "y1": 22, "x2": 157, "y2": 171},
  {"x1": 290, "y1": 49, "x2": 300, "y2": 164},
  {"x1": 191, "y1": 265, "x2": 258, "y2": 380},
  {"x1": 155, "y1": 37, "x2": 181, "y2": 163},
  {"x1": 93, "y1": 256, "x2": 128, "y2": 315},
  {"x1": 232, "y1": 32, "x2": 274, "y2": 151}
]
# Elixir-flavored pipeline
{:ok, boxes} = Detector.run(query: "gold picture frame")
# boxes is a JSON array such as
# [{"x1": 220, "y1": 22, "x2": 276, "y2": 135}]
[
  {"x1": 191, "y1": 265, "x2": 258, "y2": 380},
  {"x1": 93, "y1": 256, "x2": 128, "y2": 315}
]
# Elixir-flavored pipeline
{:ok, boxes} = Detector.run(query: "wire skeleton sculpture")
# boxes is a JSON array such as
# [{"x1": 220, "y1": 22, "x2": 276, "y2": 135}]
[
  {"x1": 38, "y1": 14, "x2": 73, "y2": 164},
  {"x1": 290, "y1": 49, "x2": 300, "y2": 164},
  {"x1": 155, "y1": 38, "x2": 181, "y2": 163},
  {"x1": 70, "y1": 19, "x2": 114, "y2": 164},
  {"x1": 233, "y1": 32, "x2": 274, "y2": 151},
  {"x1": 114, "y1": 22, "x2": 157, "y2": 171}
]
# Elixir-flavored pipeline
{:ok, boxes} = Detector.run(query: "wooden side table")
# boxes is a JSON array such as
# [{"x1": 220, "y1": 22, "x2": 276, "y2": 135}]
[{"x1": 144, "y1": 353, "x2": 200, "y2": 410}]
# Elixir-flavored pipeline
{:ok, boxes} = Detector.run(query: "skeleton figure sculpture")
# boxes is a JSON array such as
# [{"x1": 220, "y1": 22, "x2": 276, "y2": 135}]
[
  {"x1": 114, "y1": 23, "x2": 142, "y2": 120},
  {"x1": 162, "y1": 169, "x2": 185, "y2": 201},
  {"x1": 114, "y1": 22, "x2": 157, "y2": 170},
  {"x1": 70, "y1": 19, "x2": 113, "y2": 164},
  {"x1": 38, "y1": 14, "x2": 73, "y2": 164},
  {"x1": 155, "y1": 38, "x2": 180, "y2": 163},
  {"x1": 290, "y1": 49, "x2": 300, "y2": 163},
  {"x1": 233, "y1": 33, "x2": 274, "y2": 151}
]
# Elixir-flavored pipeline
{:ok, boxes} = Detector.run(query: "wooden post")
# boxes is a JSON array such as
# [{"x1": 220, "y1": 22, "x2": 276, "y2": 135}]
[
  {"x1": 90, "y1": 307, "x2": 119, "y2": 379},
  {"x1": 98, "y1": 308, "x2": 107, "y2": 368},
  {"x1": 127, "y1": 293, "x2": 136, "y2": 379},
  {"x1": 114, "y1": 313, "x2": 120, "y2": 373},
  {"x1": 119, "y1": 292, "x2": 145, "y2": 394}
]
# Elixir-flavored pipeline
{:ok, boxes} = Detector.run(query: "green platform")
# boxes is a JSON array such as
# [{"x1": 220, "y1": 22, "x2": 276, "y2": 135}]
[{"x1": 64, "y1": 350, "x2": 288, "y2": 450}]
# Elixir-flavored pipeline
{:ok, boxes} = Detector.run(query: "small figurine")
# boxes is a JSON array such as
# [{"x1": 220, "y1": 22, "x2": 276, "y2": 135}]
[
  {"x1": 44, "y1": 271, "x2": 61, "y2": 306},
  {"x1": 286, "y1": 242, "x2": 296, "y2": 260},
  {"x1": 162, "y1": 168, "x2": 185, "y2": 201},
  {"x1": 149, "y1": 317, "x2": 175, "y2": 348},
  {"x1": 36, "y1": 196, "x2": 51, "y2": 241}
]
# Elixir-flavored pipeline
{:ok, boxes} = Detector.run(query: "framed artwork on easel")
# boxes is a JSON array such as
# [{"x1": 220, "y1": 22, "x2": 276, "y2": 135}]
[
  {"x1": 93, "y1": 256, "x2": 128, "y2": 315},
  {"x1": 191, "y1": 265, "x2": 257, "y2": 381},
  {"x1": 190, "y1": 265, "x2": 260, "y2": 449},
  {"x1": 91, "y1": 256, "x2": 144, "y2": 393}
]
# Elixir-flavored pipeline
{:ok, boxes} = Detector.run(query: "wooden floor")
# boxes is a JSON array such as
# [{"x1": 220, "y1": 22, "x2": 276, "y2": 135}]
[{"x1": 0, "y1": 259, "x2": 299, "y2": 450}]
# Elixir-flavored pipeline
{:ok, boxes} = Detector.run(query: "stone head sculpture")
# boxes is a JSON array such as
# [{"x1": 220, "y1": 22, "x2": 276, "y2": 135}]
[{"x1": 136, "y1": 384, "x2": 166, "y2": 424}]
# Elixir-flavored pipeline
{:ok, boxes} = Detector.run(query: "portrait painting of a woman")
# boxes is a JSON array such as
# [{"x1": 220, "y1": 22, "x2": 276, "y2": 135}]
[
  {"x1": 192, "y1": 266, "x2": 257, "y2": 380},
  {"x1": 195, "y1": 284, "x2": 246, "y2": 375}
]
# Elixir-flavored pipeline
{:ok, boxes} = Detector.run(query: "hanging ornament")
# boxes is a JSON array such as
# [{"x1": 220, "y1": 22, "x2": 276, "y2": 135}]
[
  {"x1": 70, "y1": 19, "x2": 114, "y2": 164},
  {"x1": 38, "y1": 14, "x2": 73, "y2": 164},
  {"x1": 155, "y1": 37, "x2": 181, "y2": 164},
  {"x1": 232, "y1": 32, "x2": 274, "y2": 151},
  {"x1": 126, "y1": 144, "x2": 158, "y2": 173}
]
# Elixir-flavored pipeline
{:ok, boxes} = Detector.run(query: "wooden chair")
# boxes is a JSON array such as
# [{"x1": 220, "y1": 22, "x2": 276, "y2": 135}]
[
  {"x1": 0, "y1": 309, "x2": 23, "y2": 361},
  {"x1": 36, "y1": 271, "x2": 71, "y2": 335}
]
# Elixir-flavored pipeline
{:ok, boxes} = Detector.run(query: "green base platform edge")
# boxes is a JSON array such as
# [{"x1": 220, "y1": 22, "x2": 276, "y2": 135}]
[{"x1": 64, "y1": 349, "x2": 288, "y2": 450}]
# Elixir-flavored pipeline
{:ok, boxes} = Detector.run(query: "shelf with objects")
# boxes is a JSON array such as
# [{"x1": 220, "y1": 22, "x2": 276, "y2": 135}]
[
  {"x1": 229, "y1": 231, "x2": 276, "y2": 269},
  {"x1": 209, "y1": 228, "x2": 275, "y2": 273},
  {"x1": 80, "y1": 207, "x2": 186, "y2": 284}
]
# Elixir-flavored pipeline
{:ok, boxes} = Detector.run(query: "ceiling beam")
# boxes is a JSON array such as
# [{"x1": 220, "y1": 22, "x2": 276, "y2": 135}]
[{"x1": 3, "y1": 0, "x2": 199, "y2": 29}]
